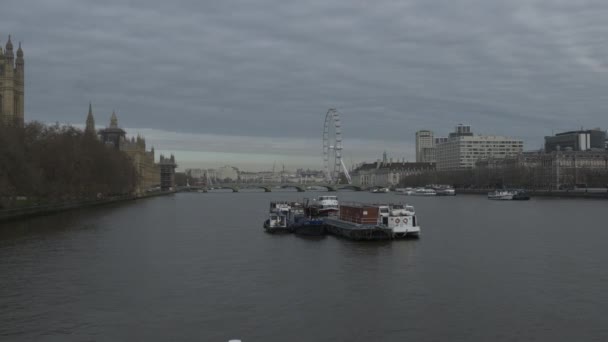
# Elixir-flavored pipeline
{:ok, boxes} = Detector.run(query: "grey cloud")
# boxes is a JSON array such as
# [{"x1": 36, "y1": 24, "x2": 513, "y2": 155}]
[{"x1": 3, "y1": 0, "x2": 608, "y2": 167}]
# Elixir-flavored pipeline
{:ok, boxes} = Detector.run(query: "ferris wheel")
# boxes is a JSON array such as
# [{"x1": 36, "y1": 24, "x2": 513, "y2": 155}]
[{"x1": 323, "y1": 108, "x2": 352, "y2": 184}]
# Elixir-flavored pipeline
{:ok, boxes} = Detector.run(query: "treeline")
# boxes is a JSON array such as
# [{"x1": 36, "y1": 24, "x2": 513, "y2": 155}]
[
  {"x1": 399, "y1": 167, "x2": 608, "y2": 189},
  {"x1": 1, "y1": 122, "x2": 137, "y2": 205}
]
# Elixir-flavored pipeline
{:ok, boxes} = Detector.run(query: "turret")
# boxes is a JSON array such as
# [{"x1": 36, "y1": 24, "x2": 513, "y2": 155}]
[
  {"x1": 16, "y1": 42, "x2": 24, "y2": 69},
  {"x1": 85, "y1": 102, "x2": 96, "y2": 135},
  {"x1": 110, "y1": 110, "x2": 118, "y2": 128},
  {"x1": 5, "y1": 35, "x2": 14, "y2": 64}
]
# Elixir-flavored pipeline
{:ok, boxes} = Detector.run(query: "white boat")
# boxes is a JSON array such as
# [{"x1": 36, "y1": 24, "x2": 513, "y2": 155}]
[
  {"x1": 435, "y1": 187, "x2": 456, "y2": 196},
  {"x1": 413, "y1": 188, "x2": 436, "y2": 196},
  {"x1": 269, "y1": 201, "x2": 292, "y2": 214},
  {"x1": 378, "y1": 204, "x2": 420, "y2": 238},
  {"x1": 312, "y1": 195, "x2": 339, "y2": 215},
  {"x1": 488, "y1": 190, "x2": 516, "y2": 200},
  {"x1": 370, "y1": 187, "x2": 390, "y2": 193}
]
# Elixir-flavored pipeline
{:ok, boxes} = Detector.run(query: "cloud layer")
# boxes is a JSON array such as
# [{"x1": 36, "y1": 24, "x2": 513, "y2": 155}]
[{"x1": 3, "y1": 0, "x2": 608, "y2": 169}]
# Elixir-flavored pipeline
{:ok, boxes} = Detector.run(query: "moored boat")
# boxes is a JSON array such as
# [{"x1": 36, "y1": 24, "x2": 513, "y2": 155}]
[
  {"x1": 370, "y1": 187, "x2": 390, "y2": 193},
  {"x1": 413, "y1": 188, "x2": 436, "y2": 196},
  {"x1": 487, "y1": 190, "x2": 516, "y2": 200},
  {"x1": 264, "y1": 201, "x2": 297, "y2": 233},
  {"x1": 395, "y1": 187, "x2": 414, "y2": 195},
  {"x1": 512, "y1": 190, "x2": 531, "y2": 200},
  {"x1": 263, "y1": 213, "x2": 290, "y2": 233},
  {"x1": 309, "y1": 195, "x2": 339, "y2": 216},
  {"x1": 287, "y1": 197, "x2": 337, "y2": 236},
  {"x1": 324, "y1": 202, "x2": 420, "y2": 240},
  {"x1": 433, "y1": 185, "x2": 456, "y2": 196}
]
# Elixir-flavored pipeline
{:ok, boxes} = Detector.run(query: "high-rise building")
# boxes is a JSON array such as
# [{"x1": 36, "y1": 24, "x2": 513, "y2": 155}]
[
  {"x1": 0, "y1": 35, "x2": 25, "y2": 126},
  {"x1": 436, "y1": 125, "x2": 523, "y2": 171},
  {"x1": 415, "y1": 130, "x2": 435, "y2": 163},
  {"x1": 435, "y1": 137, "x2": 448, "y2": 145},
  {"x1": 544, "y1": 129, "x2": 606, "y2": 152}
]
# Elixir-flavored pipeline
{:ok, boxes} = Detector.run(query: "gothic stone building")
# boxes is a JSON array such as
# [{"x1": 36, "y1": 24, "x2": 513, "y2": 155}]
[
  {"x1": 0, "y1": 35, "x2": 24, "y2": 126},
  {"x1": 87, "y1": 104, "x2": 172, "y2": 193}
]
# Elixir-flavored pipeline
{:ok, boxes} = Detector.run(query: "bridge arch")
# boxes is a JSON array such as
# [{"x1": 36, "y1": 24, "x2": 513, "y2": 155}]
[
  {"x1": 280, "y1": 185, "x2": 306, "y2": 192},
  {"x1": 336, "y1": 185, "x2": 363, "y2": 191}
]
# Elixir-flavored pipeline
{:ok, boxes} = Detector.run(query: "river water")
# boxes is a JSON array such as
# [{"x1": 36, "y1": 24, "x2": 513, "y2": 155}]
[{"x1": 1, "y1": 191, "x2": 608, "y2": 341}]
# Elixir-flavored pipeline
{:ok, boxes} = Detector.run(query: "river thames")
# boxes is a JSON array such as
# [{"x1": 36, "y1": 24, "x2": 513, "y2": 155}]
[{"x1": 1, "y1": 192, "x2": 608, "y2": 341}]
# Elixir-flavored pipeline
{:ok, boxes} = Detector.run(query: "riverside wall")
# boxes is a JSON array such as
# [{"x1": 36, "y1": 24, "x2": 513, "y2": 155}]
[
  {"x1": 457, "y1": 188, "x2": 608, "y2": 199},
  {"x1": 0, "y1": 191, "x2": 175, "y2": 223}
]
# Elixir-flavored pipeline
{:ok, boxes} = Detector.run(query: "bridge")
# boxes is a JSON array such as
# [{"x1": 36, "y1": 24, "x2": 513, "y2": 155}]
[{"x1": 178, "y1": 183, "x2": 365, "y2": 193}]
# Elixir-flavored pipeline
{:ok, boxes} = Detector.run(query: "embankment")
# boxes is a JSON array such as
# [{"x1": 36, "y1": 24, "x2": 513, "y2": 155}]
[
  {"x1": 457, "y1": 189, "x2": 608, "y2": 199},
  {"x1": 0, "y1": 191, "x2": 175, "y2": 223}
]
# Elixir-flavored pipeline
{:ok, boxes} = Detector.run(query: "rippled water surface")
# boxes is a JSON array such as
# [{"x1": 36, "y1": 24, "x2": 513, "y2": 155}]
[{"x1": 2, "y1": 192, "x2": 608, "y2": 341}]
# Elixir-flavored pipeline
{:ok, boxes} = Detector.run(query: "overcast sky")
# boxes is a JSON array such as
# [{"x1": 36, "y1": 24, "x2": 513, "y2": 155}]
[{"x1": 2, "y1": 0, "x2": 608, "y2": 170}]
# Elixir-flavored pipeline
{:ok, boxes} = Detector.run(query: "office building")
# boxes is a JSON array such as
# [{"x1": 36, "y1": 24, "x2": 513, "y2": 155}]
[{"x1": 436, "y1": 125, "x2": 523, "y2": 171}]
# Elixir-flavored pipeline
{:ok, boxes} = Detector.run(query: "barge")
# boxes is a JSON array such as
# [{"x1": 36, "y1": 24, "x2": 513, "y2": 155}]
[{"x1": 324, "y1": 202, "x2": 420, "y2": 240}]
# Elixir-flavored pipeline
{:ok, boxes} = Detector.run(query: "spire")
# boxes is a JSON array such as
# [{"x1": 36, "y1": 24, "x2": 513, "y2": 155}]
[
  {"x1": 5, "y1": 35, "x2": 13, "y2": 51},
  {"x1": 85, "y1": 102, "x2": 96, "y2": 135},
  {"x1": 16, "y1": 41, "x2": 23, "y2": 58},
  {"x1": 5, "y1": 35, "x2": 14, "y2": 61},
  {"x1": 110, "y1": 110, "x2": 118, "y2": 128}
]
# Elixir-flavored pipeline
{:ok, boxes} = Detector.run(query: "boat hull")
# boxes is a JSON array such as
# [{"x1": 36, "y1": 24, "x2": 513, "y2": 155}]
[
  {"x1": 292, "y1": 224, "x2": 326, "y2": 236},
  {"x1": 488, "y1": 195, "x2": 513, "y2": 200},
  {"x1": 263, "y1": 221, "x2": 291, "y2": 234},
  {"x1": 324, "y1": 218, "x2": 420, "y2": 241}
]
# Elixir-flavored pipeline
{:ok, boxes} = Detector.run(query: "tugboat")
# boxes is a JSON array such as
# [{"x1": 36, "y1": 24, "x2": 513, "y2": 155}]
[
  {"x1": 263, "y1": 201, "x2": 294, "y2": 233},
  {"x1": 324, "y1": 202, "x2": 421, "y2": 240},
  {"x1": 263, "y1": 213, "x2": 290, "y2": 233}
]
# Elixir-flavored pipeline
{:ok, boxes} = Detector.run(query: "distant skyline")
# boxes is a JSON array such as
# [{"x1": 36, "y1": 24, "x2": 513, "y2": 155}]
[{"x1": 3, "y1": 0, "x2": 608, "y2": 170}]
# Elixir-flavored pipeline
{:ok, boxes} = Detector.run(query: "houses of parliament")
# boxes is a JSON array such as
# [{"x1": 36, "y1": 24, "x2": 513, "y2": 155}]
[
  {"x1": 86, "y1": 104, "x2": 177, "y2": 193},
  {"x1": 0, "y1": 35, "x2": 24, "y2": 126}
]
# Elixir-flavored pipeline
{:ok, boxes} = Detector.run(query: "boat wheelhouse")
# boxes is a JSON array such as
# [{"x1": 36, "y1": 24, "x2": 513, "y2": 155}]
[
  {"x1": 264, "y1": 201, "x2": 300, "y2": 233},
  {"x1": 263, "y1": 213, "x2": 290, "y2": 233},
  {"x1": 309, "y1": 195, "x2": 339, "y2": 216}
]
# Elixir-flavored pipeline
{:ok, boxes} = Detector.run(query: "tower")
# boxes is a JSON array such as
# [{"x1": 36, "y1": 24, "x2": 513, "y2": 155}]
[
  {"x1": 85, "y1": 102, "x2": 96, "y2": 136},
  {"x1": 415, "y1": 130, "x2": 435, "y2": 163},
  {"x1": 98, "y1": 110, "x2": 126, "y2": 149},
  {"x1": 0, "y1": 35, "x2": 24, "y2": 126}
]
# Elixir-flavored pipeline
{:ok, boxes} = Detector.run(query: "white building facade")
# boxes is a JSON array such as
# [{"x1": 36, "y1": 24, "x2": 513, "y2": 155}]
[
  {"x1": 436, "y1": 127, "x2": 523, "y2": 171},
  {"x1": 352, "y1": 161, "x2": 435, "y2": 187}
]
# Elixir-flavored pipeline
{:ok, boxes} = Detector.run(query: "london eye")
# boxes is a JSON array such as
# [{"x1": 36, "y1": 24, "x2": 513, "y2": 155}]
[{"x1": 323, "y1": 108, "x2": 352, "y2": 184}]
